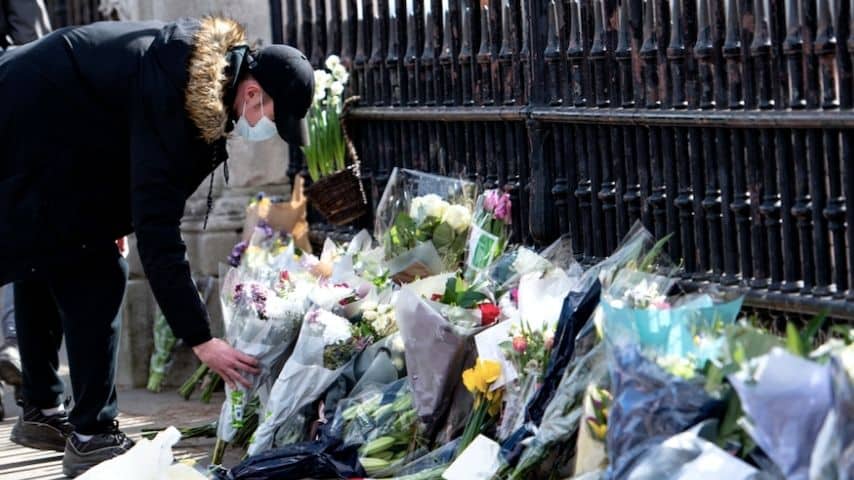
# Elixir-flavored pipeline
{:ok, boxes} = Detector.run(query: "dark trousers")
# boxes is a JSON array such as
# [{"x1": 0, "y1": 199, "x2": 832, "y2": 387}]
[{"x1": 14, "y1": 244, "x2": 127, "y2": 434}]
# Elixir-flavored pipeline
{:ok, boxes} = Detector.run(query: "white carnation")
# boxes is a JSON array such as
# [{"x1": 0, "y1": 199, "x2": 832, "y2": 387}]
[
  {"x1": 442, "y1": 204, "x2": 472, "y2": 232},
  {"x1": 317, "y1": 310, "x2": 353, "y2": 345}
]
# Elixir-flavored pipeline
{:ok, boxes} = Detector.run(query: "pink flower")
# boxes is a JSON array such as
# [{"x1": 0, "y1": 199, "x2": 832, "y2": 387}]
[
  {"x1": 510, "y1": 288, "x2": 519, "y2": 305},
  {"x1": 544, "y1": 335, "x2": 554, "y2": 351},
  {"x1": 483, "y1": 190, "x2": 500, "y2": 213},
  {"x1": 493, "y1": 193, "x2": 512, "y2": 223},
  {"x1": 512, "y1": 336, "x2": 528, "y2": 353}
]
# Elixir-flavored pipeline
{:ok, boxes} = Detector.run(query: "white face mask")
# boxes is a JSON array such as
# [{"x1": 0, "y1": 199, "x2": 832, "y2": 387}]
[{"x1": 236, "y1": 92, "x2": 277, "y2": 142}]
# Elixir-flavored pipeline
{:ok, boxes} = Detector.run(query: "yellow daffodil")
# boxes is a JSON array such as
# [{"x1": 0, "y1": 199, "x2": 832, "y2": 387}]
[{"x1": 462, "y1": 358, "x2": 501, "y2": 394}]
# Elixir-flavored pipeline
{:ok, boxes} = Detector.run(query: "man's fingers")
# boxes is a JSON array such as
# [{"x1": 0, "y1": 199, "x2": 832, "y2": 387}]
[
  {"x1": 235, "y1": 350, "x2": 260, "y2": 367},
  {"x1": 235, "y1": 357, "x2": 261, "y2": 375},
  {"x1": 230, "y1": 368, "x2": 253, "y2": 389}
]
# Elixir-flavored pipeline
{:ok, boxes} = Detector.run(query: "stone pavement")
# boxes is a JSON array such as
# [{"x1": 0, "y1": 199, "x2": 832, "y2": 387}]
[{"x1": 0, "y1": 385, "x2": 232, "y2": 479}]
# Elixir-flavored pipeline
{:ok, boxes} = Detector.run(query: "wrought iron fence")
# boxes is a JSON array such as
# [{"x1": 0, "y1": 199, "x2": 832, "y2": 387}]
[
  {"x1": 271, "y1": 0, "x2": 853, "y2": 320},
  {"x1": 45, "y1": 0, "x2": 104, "y2": 28}
]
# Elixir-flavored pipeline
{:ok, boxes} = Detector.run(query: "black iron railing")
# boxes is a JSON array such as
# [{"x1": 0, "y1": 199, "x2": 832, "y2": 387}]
[{"x1": 301, "y1": 0, "x2": 849, "y2": 320}]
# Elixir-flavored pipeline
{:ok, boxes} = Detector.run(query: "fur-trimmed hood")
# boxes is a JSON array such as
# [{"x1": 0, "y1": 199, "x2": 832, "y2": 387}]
[{"x1": 185, "y1": 16, "x2": 247, "y2": 143}]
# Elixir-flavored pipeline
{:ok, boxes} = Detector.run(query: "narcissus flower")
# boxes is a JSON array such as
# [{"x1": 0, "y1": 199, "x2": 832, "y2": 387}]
[{"x1": 462, "y1": 358, "x2": 501, "y2": 395}]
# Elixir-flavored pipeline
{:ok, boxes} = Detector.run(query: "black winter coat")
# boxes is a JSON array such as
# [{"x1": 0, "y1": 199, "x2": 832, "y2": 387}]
[{"x1": 0, "y1": 16, "x2": 250, "y2": 346}]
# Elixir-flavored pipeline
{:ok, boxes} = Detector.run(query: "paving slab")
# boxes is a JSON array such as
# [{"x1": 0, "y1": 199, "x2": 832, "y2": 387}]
[{"x1": 0, "y1": 387, "x2": 235, "y2": 479}]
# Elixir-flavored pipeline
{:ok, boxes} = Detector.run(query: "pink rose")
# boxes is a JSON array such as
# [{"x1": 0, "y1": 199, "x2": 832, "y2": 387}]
[
  {"x1": 512, "y1": 336, "x2": 527, "y2": 353},
  {"x1": 494, "y1": 193, "x2": 512, "y2": 223},
  {"x1": 544, "y1": 335, "x2": 554, "y2": 351}
]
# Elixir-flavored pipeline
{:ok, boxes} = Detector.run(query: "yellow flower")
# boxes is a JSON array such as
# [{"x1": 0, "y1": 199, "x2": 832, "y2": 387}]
[
  {"x1": 462, "y1": 358, "x2": 502, "y2": 394},
  {"x1": 586, "y1": 417, "x2": 607, "y2": 441}
]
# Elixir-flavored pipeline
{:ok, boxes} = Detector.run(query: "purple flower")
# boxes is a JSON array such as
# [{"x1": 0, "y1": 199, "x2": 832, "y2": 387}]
[
  {"x1": 233, "y1": 284, "x2": 246, "y2": 303},
  {"x1": 250, "y1": 284, "x2": 268, "y2": 319},
  {"x1": 228, "y1": 241, "x2": 249, "y2": 267},
  {"x1": 254, "y1": 220, "x2": 275, "y2": 240},
  {"x1": 493, "y1": 193, "x2": 512, "y2": 224},
  {"x1": 483, "y1": 190, "x2": 500, "y2": 213}
]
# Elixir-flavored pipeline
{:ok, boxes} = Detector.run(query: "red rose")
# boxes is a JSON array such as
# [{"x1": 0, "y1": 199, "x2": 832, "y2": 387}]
[{"x1": 479, "y1": 303, "x2": 500, "y2": 326}]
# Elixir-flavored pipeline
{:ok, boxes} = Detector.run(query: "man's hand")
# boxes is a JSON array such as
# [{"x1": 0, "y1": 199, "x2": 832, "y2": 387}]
[{"x1": 192, "y1": 338, "x2": 260, "y2": 389}]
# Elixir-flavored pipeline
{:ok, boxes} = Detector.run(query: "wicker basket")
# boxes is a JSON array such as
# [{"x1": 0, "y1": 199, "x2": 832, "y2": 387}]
[
  {"x1": 305, "y1": 167, "x2": 367, "y2": 225},
  {"x1": 304, "y1": 96, "x2": 368, "y2": 225}
]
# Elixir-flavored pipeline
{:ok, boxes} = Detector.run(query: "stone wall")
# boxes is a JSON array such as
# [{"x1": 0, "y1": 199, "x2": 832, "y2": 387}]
[{"x1": 115, "y1": 0, "x2": 291, "y2": 388}]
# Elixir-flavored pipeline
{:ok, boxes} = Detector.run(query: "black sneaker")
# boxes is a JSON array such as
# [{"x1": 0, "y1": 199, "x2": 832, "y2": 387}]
[
  {"x1": 10, "y1": 405, "x2": 74, "y2": 452},
  {"x1": 62, "y1": 421, "x2": 135, "y2": 478}
]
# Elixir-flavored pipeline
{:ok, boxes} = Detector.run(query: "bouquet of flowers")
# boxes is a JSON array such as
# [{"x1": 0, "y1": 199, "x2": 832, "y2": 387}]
[
  {"x1": 330, "y1": 379, "x2": 424, "y2": 477},
  {"x1": 303, "y1": 55, "x2": 349, "y2": 183},
  {"x1": 393, "y1": 274, "x2": 499, "y2": 437},
  {"x1": 465, "y1": 189, "x2": 512, "y2": 280},
  {"x1": 212, "y1": 266, "x2": 310, "y2": 464},
  {"x1": 375, "y1": 169, "x2": 477, "y2": 281},
  {"x1": 247, "y1": 308, "x2": 375, "y2": 455}
]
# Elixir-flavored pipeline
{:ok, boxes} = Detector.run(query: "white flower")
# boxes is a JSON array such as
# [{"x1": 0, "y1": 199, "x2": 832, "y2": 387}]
[
  {"x1": 332, "y1": 65, "x2": 349, "y2": 84},
  {"x1": 316, "y1": 310, "x2": 353, "y2": 345},
  {"x1": 330, "y1": 81, "x2": 345, "y2": 97},
  {"x1": 362, "y1": 310, "x2": 379, "y2": 321},
  {"x1": 361, "y1": 300, "x2": 379, "y2": 312},
  {"x1": 410, "y1": 194, "x2": 449, "y2": 224},
  {"x1": 325, "y1": 55, "x2": 341, "y2": 71},
  {"x1": 313, "y1": 70, "x2": 332, "y2": 102},
  {"x1": 370, "y1": 312, "x2": 396, "y2": 336},
  {"x1": 442, "y1": 204, "x2": 472, "y2": 232}
]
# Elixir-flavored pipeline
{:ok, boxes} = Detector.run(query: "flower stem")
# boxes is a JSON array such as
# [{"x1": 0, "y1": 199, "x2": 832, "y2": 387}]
[{"x1": 178, "y1": 364, "x2": 209, "y2": 400}]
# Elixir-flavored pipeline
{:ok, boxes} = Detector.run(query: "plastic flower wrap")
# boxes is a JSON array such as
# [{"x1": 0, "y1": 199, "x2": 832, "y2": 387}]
[
  {"x1": 212, "y1": 265, "x2": 311, "y2": 464},
  {"x1": 375, "y1": 168, "x2": 477, "y2": 281},
  {"x1": 464, "y1": 189, "x2": 512, "y2": 280},
  {"x1": 247, "y1": 308, "x2": 374, "y2": 456},
  {"x1": 728, "y1": 347, "x2": 845, "y2": 480},
  {"x1": 329, "y1": 379, "x2": 424, "y2": 477},
  {"x1": 392, "y1": 274, "x2": 495, "y2": 437}
]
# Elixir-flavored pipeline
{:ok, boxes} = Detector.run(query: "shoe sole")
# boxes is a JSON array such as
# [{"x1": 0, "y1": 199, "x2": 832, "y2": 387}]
[
  {"x1": 62, "y1": 443, "x2": 131, "y2": 478},
  {"x1": 10, "y1": 421, "x2": 67, "y2": 452},
  {"x1": 0, "y1": 358, "x2": 22, "y2": 386}
]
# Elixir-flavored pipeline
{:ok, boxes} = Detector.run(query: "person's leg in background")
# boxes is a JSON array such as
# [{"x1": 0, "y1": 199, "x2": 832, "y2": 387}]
[
  {"x1": 53, "y1": 244, "x2": 133, "y2": 478},
  {"x1": 9, "y1": 277, "x2": 73, "y2": 451},
  {"x1": 0, "y1": 284, "x2": 23, "y2": 402}
]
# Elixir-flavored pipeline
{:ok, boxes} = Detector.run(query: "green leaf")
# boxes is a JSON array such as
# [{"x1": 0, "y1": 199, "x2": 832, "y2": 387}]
[
  {"x1": 638, "y1": 233, "x2": 674, "y2": 273},
  {"x1": 786, "y1": 322, "x2": 806, "y2": 357},
  {"x1": 802, "y1": 310, "x2": 828, "y2": 348},
  {"x1": 458, "y1": 291, "x2": 488, "y2": 309},
  {"x1": 442, "y1": 277, "x2": 458, "y2": 304},
  {"x1": 432, "y1": 223, "x2": 454, "y2": 248}
]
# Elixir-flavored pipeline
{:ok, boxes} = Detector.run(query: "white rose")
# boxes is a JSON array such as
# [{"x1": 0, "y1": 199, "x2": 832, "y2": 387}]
[
  {"x1": 442, "y1": 204, "x2": 472, "y2": 232},
  {"x1": 409, "y1": 196, "x2": 426, "y2": 223},
  {"x1": 362, "y1": 300, "x2": 379, "y2": 312},
  {"x1": 362, "y1": 310, "x2": 378, "y2": 321},
  {"x1": 325, "y1": 55, "x2": 341, "y2": 71},
  {"x1": 422, "y1": 194, "x2": 448, "y2": 220},
  {"x1": 330, "y1": 81, "x2": 345, "y2": 97}
]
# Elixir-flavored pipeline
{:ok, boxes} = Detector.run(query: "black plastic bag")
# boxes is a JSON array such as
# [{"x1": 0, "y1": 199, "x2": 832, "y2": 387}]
[
  {"x1": 605, "y1": 346, "x2": 723, "y2": 480},
  {"x1": 221, "y1": 438, "x2": 365, "y2": 480},
  {"x1": 525, "y1": 279, "x2": 601, "y2": 425}
]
